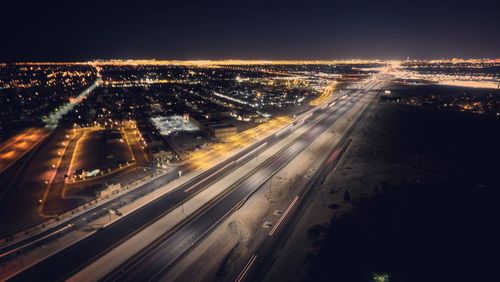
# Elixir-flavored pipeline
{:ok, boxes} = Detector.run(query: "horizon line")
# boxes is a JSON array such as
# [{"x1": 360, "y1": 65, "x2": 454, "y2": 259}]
[{"x1": 1, "y1": 58, "x2": 500, "y2": 66}]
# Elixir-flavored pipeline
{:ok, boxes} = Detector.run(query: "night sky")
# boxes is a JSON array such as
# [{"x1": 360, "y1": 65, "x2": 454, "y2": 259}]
[{"x1": 2, "y1": 0, "x2": 499, "y2": 61}]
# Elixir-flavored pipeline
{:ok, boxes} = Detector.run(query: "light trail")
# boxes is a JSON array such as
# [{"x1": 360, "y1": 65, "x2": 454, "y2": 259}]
[
  {"x1": 235, "y1": 254, "x2": 258, "y2": 282},
  {"x1": 268, "y1": 196, "x2": 299, "y2": 236}
]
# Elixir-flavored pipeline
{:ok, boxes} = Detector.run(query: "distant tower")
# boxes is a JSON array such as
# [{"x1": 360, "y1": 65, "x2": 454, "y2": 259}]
[{"x1": 406, "y1": 56, "x2": 410, "y2": 62}]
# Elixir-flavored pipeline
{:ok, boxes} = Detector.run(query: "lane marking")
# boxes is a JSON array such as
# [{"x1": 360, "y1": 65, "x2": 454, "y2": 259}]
[
  {"x1": 184, "y1": 161, "x2": 235, "y2": 193},
  {"x1": 236, "y1": 142, "x2": 267, "y2": 163}
]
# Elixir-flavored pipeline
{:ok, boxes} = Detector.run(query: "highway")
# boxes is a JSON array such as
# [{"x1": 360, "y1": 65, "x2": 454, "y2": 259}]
[
  {"x1": 235, "y1": 80, "x2": 382, "y2": 282},
  {"x1": 3, "y1": 80, "x2": 345, "y2": 281},
  {"x1": 99, "y1": 79, "x2": 382, "y2": 281}
]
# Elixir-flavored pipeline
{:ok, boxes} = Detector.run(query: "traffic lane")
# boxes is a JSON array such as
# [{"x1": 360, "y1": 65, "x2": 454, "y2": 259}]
[
  {"x1": 1, "y1": 117, "x2": 282, "y2": 261},
  {"x1": 3, "y1": 122, "x2": 274, "y2": 263},
  {"x1": 8, "y1": 83, "x2": 366, "y2": 280},
  {"x1": 0, "y1": 167, "x2": 179, "y2": 260},
  {"x1": 244, "y1": 87, "x2": 380, "y2": 282},
  {"x1": 117, "y1": 170, "x2": 274, "y2": 282},
  {"x1": 7, "y1": 94, "x2": 332, "y2": 280},
  {"x1": 4, "y1": 124, "x2": 271, "y2": 254},
  {"x1": 102, "y1": 106, "x2": 352, "y2": 280},
  {"x1": 7, "y1": 169, "x2": 193, "y2": 282},
  {"x1": 110, "y1": 90, "x2": 366, "y2": 281},
  {"x1": 149, "y1": 89, "x2": 370, "y2": 278},
  {"x1": 102, "y1": 99, "x2": 354, "y2": 280},
  {"x1": 121, "y1": 138, "x2": 326, "y2": 280},
  {"x1": 103, "y1": 124, "x2": 335, "y2": 280},
  {"x1": 4, "y1": 82, "x2": 350, "y2": 251}
]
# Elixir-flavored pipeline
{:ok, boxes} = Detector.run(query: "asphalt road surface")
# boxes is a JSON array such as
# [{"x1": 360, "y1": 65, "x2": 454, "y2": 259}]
[
  {"x1": 237, "y1": 81, "x2": 382, "y2": 282},
  {"x1": 100, "y1": 80, "x2": 381, "y2": 282},
  {"x1": 4, "y1": 82, "x2": 349, "y2": 281}
]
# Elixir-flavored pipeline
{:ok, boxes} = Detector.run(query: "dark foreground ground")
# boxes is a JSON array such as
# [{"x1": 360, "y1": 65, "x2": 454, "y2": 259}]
[{"x1": 303, "y1": 91, "x2": 500, "y2": 282}]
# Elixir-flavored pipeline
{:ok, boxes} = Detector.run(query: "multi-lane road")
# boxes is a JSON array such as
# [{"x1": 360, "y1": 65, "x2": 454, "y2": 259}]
[
  {"x1": 99, "y1": 78, "x2": 383, "y2": 281},
  {"x1": 2, "y1": 81, "x2": 338, "y2": 281},
  {"x1": 5, "y1": 77, "x2": 383, "y2": 281},
  {"x1": 236, "y1": 80, "x2": 382, "y2": 282},
  {"x1": 0, "y1": 116, "x2": 291, "y2": 260}
]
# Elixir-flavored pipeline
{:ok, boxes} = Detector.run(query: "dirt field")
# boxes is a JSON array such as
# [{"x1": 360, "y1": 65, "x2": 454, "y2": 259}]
[
  {"x1": 71, "y1": 130, "x2": 132, "y2": 174},
  {"x1": 264, "y1": 86, "x2": 500, "y2": 282}
]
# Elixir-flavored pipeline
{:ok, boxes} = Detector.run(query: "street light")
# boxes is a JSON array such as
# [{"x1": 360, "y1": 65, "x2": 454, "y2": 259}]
[{"x1": 178, "y1": 170, "x2": 182, "y2": 179}]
